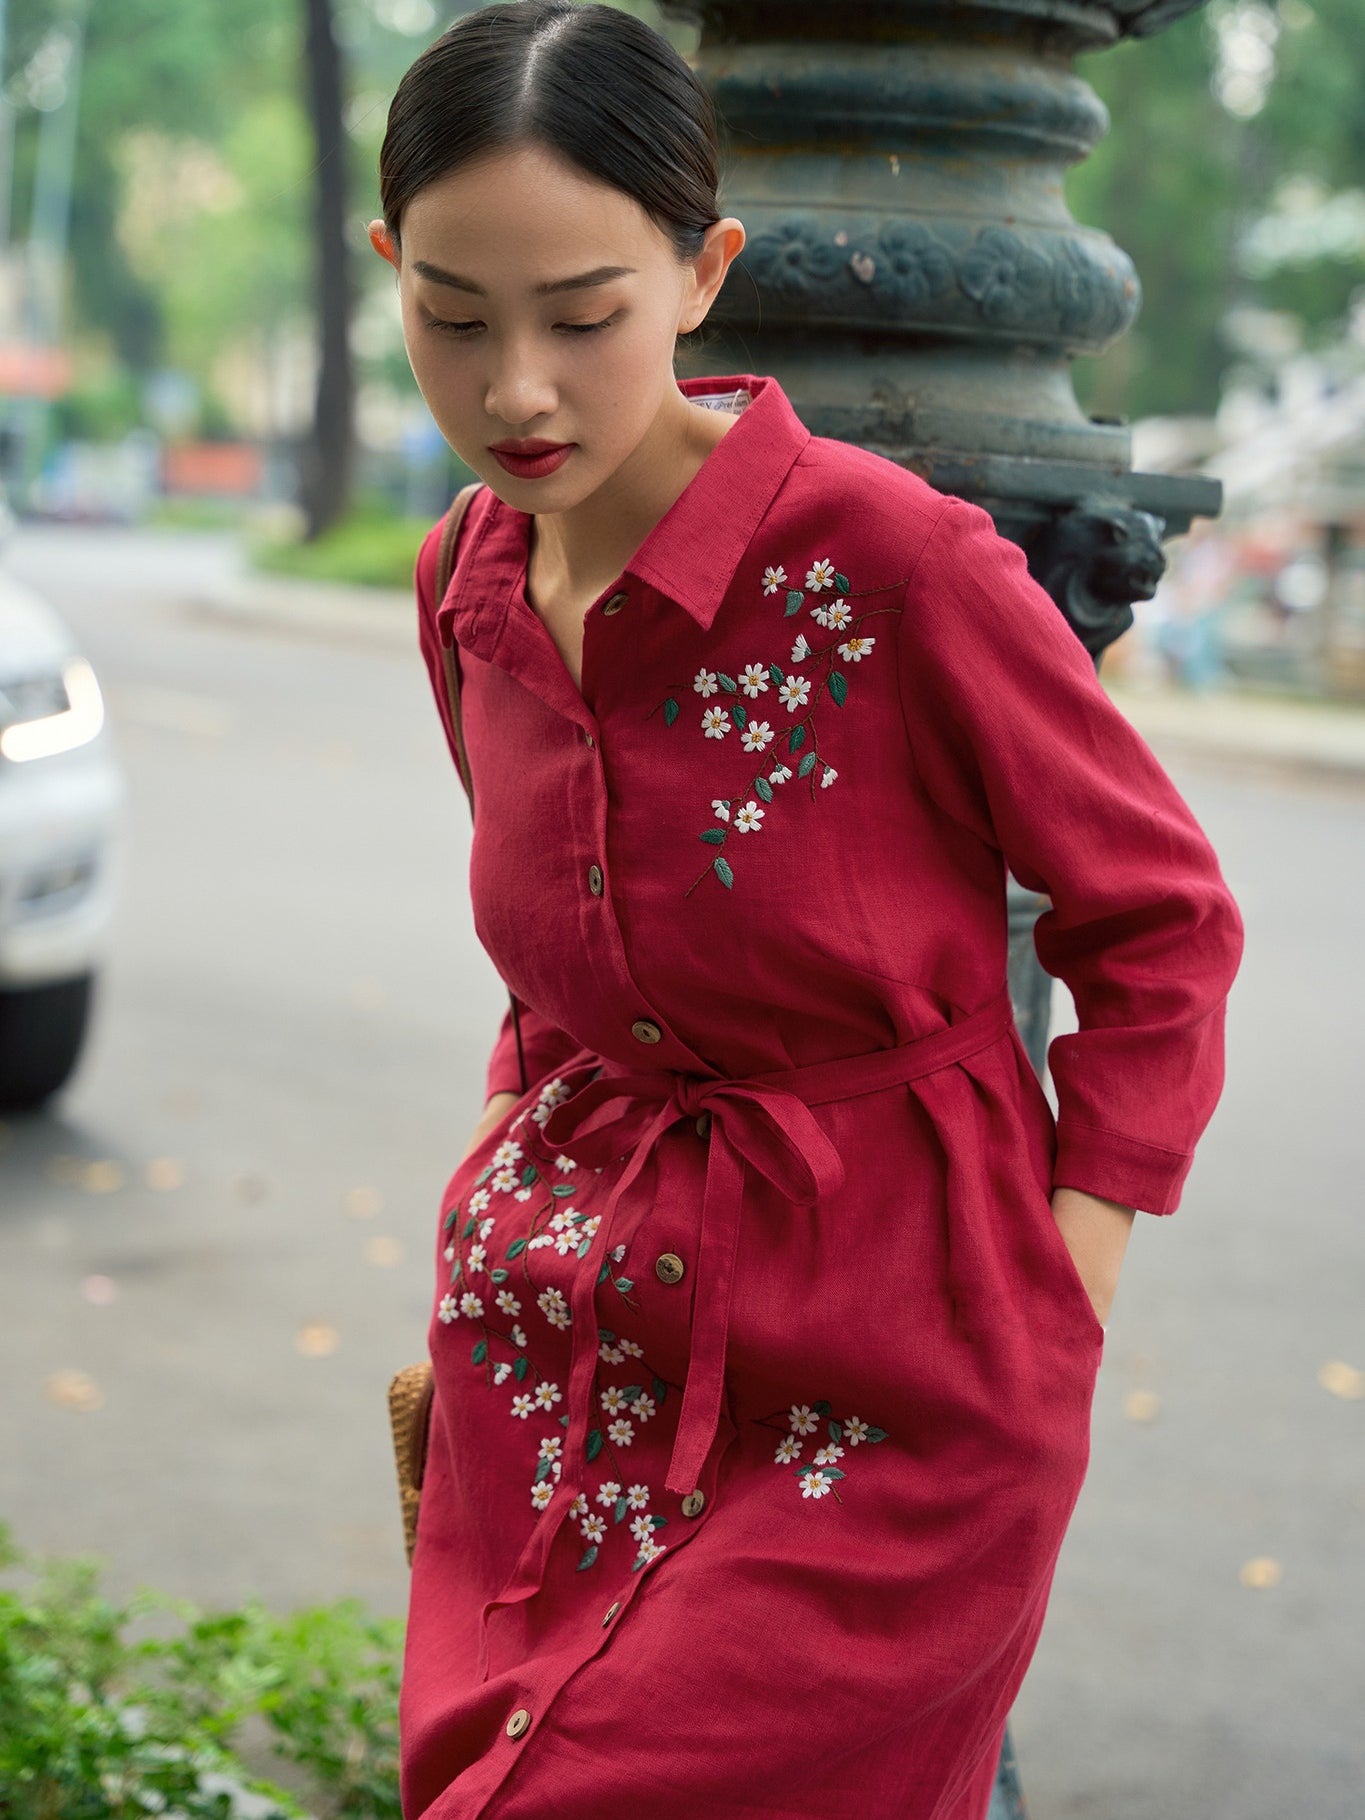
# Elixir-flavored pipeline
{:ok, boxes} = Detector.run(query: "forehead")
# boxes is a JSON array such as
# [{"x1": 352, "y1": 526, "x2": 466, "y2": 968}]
[{"x1": 400, "y1": 143, "x2": 671, "y2": 276}]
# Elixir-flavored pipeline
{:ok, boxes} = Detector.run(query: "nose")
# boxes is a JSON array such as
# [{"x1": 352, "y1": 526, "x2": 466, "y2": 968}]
[{"x1": 484, "y1": 336, "x2": 558, "y2": 434}]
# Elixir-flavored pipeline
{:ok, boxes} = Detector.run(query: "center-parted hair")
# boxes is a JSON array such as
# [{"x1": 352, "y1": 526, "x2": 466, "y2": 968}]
[{"x1": 378, "y1": 1, "x2": 723, "y2": 268}]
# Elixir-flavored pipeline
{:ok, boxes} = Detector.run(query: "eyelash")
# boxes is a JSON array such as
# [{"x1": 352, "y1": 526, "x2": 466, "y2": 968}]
[{"x1": 427, "y1": 314, "x2": 619, "y2": 339}]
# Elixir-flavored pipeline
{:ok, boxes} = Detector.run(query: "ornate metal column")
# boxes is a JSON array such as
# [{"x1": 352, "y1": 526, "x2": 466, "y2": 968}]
[{"x1": 659, "y1": 0, "x2": 1222, "y2": 1811}]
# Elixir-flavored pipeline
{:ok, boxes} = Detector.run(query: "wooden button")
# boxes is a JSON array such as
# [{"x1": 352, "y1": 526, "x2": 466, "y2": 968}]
[
  {"x1": 601, "y1": 591, "x2": 628, "y2": 616},
  {"x1": 602, "y1": 1601, "x2": 621, "y2": 1626},
  {"x1": 681, "y1": 1489, "x2": 706, "y2": 1517},
  {"x1": 655, "y1": 1252, "x2": 685, "y2": 1284},
  {"x1": 631, "y1": 1019, "x2": 662, "y2": 1044},
  {"x1": 694, "y1": 1111, "x2": 711, "y2": 1138},
  {"x1": 506, "y1": 1707, "x2": 531, "y2": 1739},
  {"x1": 588, "y1": 864, "x2": 604, "y2": 896}
]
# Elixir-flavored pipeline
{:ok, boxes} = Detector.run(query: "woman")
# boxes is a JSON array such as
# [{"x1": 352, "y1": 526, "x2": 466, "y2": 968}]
[{"x1": 369, "y1": 5, "x2": 1244, "y2": 1816}]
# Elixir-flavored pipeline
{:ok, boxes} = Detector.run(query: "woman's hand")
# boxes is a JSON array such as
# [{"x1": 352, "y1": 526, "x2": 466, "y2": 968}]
[
  {"x1": 1050, "y1": 1184, "x2": 1137, "y2": 1328},
  {"x1": 459, "y1": 1090, "x2": 521, "y2": 1164}
]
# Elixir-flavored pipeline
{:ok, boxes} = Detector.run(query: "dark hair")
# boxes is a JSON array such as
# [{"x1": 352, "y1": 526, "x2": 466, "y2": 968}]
[{"x1": 378, "y1": 0, "x2": 722, "y2": 268}]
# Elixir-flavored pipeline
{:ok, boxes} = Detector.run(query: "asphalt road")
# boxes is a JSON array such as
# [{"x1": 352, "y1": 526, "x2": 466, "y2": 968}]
[{"x1": 1, "y1": 525, "x2": 1361, "y2": 1818}]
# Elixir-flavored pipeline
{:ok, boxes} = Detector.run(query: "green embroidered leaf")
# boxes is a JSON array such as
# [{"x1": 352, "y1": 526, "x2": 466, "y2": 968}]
[
  {"x1": 828, "y1": 670, "x2": 848, "y2": 707},
  {"x1": 513, "y1": 1356, "x2": 529, "y2": 1382},
  {"x1": 571, "y1": 1211, "x2": 592, "y2": 1224},
  {"x1": 614, "y1": 1497, "x2": 629, "y2": 1523},
  {"x1": 813, "y1": 1400, "x2": 832, "y2": 1416},
  {"x1": 520, "y1": 1164, "x2": 539, "y2": 1186},
  {"x1": 834, "y1": 572, "x2": 850, "y2": 593},
  {"x1": 649, "y1": 1514, "x2": 668, "y2": 1529},
  {"x1": 866, "y1": 1427, "x2": 888, "y2": 1443},
  {"x1": 448, "y1": 1261, "x2": 461, "y2": 1283},
  {"x1": 576, "y1": 1238, "x2": 592, "y2": 1259},
  {"x1": 828, "y1": 1420, "x2": 843, "y2": 1442},
  {"x1": 586, "y1": 1428, "x2": 604, "y2": 1462},
  {"x1": 663, "y1": 697, "x2": 679, "y2": 727},
  {"x1": 461, "y1": 1216, "x2": 477, "y2": 1239},
  {"x1": 753, "y1": 776, "x2": 773, "y2": 803},
  {"x1": 475, "y1": 1164, "x2": 495, "y2": 1184},
  {"x1": 731, "y1": 703, "x2": 748, "y2": 731},
  {"x1": 534, "y1": 1455, "x2": 553, "y2": 1483},
  {"x1": 598, "y1": 1328, "x2": 616, "y2": 1343},
  {"x1": 472, "y1": 1340, "x2": 487, "y2": 1365},
  {"x1": 620, "y1": 1386, "x2": 643, "y2": 1402},
  {"x1": 652, "y1": 1376, "x2": 667, "y2": 1404},
  {"x1": 551, "y1": 1183, "x2": 575, "y2": 1197},
  {"x1": 820, "y1": 1466, "x2": 846, "y2": 1481},
  {"x1": 560, "y1": 1413, "x2": 570, "y2": 1426},
  {"x1": 797, "y1": 751, "x2": 817, "y2": 778},
  {"x1": 614, "y1": 1277, "x2": 634, "y2": 1294},
  {"x1": 769, "y1": 662, "x2": 785, "y2": 686},
  {"x1": 785, "y1": 589, "x2": 804, "y2": 613},
  {"x1": 789, "y1": 724, "x2": 806, "y2": 754},
  {"x1": 631, "y1": 1554, "x2": 648, "y2": 1572},
  {"x1": 506, "y1": 1237, "x2": 527, "y2": 1259},
  {"x1": 597, "y1": 1262, "x2": 611, "y2": 1285},
  {"x1": 717, "y1": 672, "x2": 738, "y2": 693},
  {"x1": 442, "y1": 1206, "x2": 460, "y2": 1232},
  {"x1": 699, "y1": 827, "x2": 726, "y2": 846},
  {"x1": 490, "y1": 1267, "x2": 509, "y2": 1283},
  {"x1": 714, "y1": 856, "x2": 734, "y2": 889},
  {"x1": 576, "y1": 1545, "x2": 599, "y2": 1571}
]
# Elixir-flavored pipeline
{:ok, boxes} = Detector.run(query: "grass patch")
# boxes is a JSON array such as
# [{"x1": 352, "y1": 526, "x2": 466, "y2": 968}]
[{"x1": 251, "y1": 507, "x2": 434, "y2": 591}]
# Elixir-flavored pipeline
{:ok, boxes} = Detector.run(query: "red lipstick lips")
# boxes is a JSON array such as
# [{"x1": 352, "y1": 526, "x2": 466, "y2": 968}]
[{"x1": 490, "y1": 439, "x2": 575, "y2": 479}]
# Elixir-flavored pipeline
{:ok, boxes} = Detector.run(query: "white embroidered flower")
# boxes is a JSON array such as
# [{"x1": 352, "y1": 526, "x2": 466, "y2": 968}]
[
  {"x1": 478, "y1": 1216, "x2": 496, "y2": 1240},
  {"x1": 761, "y1": 564, "x2": 788, "y2": 596},
  {"x1": 510, "y1": 1393, "x2": 533, "y2": 1419},
  {"x1": 740, "y1": 720, "x2": 774, "y2": 753},
  {"x1": 511, "y1": 1324, "x2": 528, "y2": 1348},
  {"x1": 538, "y1": 1077, "x2": 571, "y2": 1109},
  {"x1": 799, "y1": 1470, "x2": 833, "y2": 1499},
  {"x1": 495, "y1": 1289, "x2": 521, "y2": 1315},
  {"x1": 551, "y1": 1458, "x2": 562, "y2": 1480},
  {"x1": 492, "y1": 1139, "x2": 523, "y2": 1169},
  {"x1": 789, "y1": 1404, "x2": 819, "y2": 1435},
  {"x1": 701, "y1": 706, "x2": 731, "y2": 739},
  {"x1": 778, "y1": 673, "x2": 811, "y2": 712},
  {"x1": 459, "y1": 1291, "x2": 485, "y2": 1320},
  {"x1": 491, "y1": 1167, "x2": 518, "y2": 1193},
  {"x1": 790, "y1": 632, "x2": 811, "y2": 662},
  {"x1": 513, "y1": 1187, "x2": 533, "y2": 1202},
  {"x1": 821, "y1": 765, "x2": 838, "y2": 790},
  {"x1": 527, "y1": 1232, "x2": 555, "y2": 1249},
  {"x1": 806, "y1": 558, "x2": 836, "y2": 591},
  {"x1": 533, "y1": 1380, "x2": 562, "y2": 1410},
  {"x1": 638, "y1": 1536, "x2": 666, "y2": 1563},
  {"x1": 774, "y1": 1435, "x2": 803, "y2": 1464},
  {"x1": 600, "y1": 1385, "x2": 630, "y2": 1414},
  {"x1": 554, "y1": 1230, "x2": 579, "y2": 1257},
  {"x1": 531, "y1": 1480, "x2": 554, "y2": 1510},
  {"x1": 581, "y1": 1513, "x2": 607, "y2": 1543},
  {"x1": 569, "y1": 1491, "x2": 590, "y2": 1518},
  {"x1": 844, "y1": 1417, "x2": 870, "y2": 1445},
  {"x1": 632, "y1": 1394, "x2": 656, "y2": 1424},
  {"x1": 468, "y1": 1189, "x2": 491, "y2": 1215},
  {"x1": 580, "y1": 1215, "x2": 601, "y2": 1239},
  {"x1": 595, "y1": 1480, "x2": 622, "y2": 1508},
  {"x1": 630, "y1": 1513, "x2": 655, "y2": 1543},
  {"x1": 443, "y1": 1244, "x2": 455, "y2": 1263},
  {"x1": 626, "y1": 1482, "x2": 650, "y2": 1509},
  {"x1": 837, "y1": 635, "x2": 875, "y2": 662},
  {"x1": 607, "y1": 1417, "x2": 636, "y2": 1446},
  {"x1": 437, "y1": 1293, "x2": 459, "y2": 1324},
  {"x1": 617, "y1": 1337, "x2": 643, "y2": 1357},
  {"x1": 611, "y1": 1246, "x2": 628, "y2": 1264},
  {"x1": 814, "y1": 1443, "x2": 845, "y2": 1466},
  {"x1": 810, "y1": 601, "x2": 835, "y2": 628},
  {"x1": 740, "y1": 663, "x2": 770, "y2": 697},
  {"x1": 733, "y1": 800, "x2": 765, "y2": 834},
  {"x1": 554, "y1": 1154, "x2": 578, "y2": 1173},
  {"x1": 599, "y1": 1342, "x2": 625, "y2": 1364},
  {"x1": 693, "y1": 668, "x2": 719, "y2": 697},
  {"x1": 769, "y1": 762, "x2": 792, "y2": 785},
  {"x1": 548, "y1": 1209, "x2": 573, "y2": 1233},
  {"x1": 538, "y1": 1435, "x2": 562, "y2": 1460},
  {"x1": 493, "y1": 1361, "x2": 513, "y2": 1385},
  {"x1": 711, "y1": 798, "x2": 731, "y2": 822},
  {"x1": 537, "y1": 1288, "x2": 571, "y2": 1330},
  {"x1": 466, "y1": 1243, "x2": 487, "y2": 1273},
  {"x1": 827, "y1": 599, "x2": 853, "y2": 630}
]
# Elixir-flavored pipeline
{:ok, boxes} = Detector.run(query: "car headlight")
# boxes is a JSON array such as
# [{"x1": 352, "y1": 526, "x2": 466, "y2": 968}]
[{"x1": 0, "y1": 657, "x2": 105, "y2": 762}]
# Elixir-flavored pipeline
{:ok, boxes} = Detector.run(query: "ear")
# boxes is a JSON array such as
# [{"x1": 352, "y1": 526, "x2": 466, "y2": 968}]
[
  {"x1": 680, "y1": 218, "x2": 745, "y2": 333},
  {"x1": 368, "y1": 219, "x2": 399, "y2": 269}
]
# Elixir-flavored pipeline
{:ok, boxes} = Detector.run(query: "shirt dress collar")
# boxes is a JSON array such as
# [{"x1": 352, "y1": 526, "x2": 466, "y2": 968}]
[{"x1": 435, "y1": 371, "x2": 811, "y2": 656}]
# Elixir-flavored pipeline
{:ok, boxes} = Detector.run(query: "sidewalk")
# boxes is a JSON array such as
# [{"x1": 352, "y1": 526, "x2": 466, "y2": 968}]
[{"x1": 202, "y1": 564, "x2": 1365, "y2": 777}]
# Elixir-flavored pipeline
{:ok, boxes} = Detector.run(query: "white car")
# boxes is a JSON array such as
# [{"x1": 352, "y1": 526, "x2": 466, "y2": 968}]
[{"x1": 0, "y1": 563, "x2": 124, "y2": 1107}]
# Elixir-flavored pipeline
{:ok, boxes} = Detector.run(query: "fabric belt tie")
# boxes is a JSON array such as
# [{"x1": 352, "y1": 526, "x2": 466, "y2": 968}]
[{"x1": 541, "y1": 989, "x2": 1017, "y2": 1499}]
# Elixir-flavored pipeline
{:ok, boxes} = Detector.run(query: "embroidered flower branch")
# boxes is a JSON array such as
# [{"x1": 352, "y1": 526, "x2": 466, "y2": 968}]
[{"x1": 751, "y1": 1399, "x2": 889, "y2": 1504}]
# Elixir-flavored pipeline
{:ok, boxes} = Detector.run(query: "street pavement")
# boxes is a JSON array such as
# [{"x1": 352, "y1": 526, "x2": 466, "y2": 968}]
[{"x1": 0, "y1": 526, "x2": 1361, "y2": 1818}]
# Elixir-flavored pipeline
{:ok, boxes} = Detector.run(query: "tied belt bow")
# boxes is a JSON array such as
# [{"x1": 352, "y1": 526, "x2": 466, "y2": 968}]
[{"x1": 541, "y1": 990, "x2": 1016, "y2": 1499}]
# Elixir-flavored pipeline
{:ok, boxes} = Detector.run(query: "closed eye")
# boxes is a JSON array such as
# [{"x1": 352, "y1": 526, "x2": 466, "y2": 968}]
[{"x1": 426, "y1": 314, "x2": 620, "y2": 338}]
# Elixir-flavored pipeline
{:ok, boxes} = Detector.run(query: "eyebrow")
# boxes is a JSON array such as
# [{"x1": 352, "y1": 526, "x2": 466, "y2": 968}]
[{"x1": 411, "y1": 261, "x2": 637, "y2": 297}]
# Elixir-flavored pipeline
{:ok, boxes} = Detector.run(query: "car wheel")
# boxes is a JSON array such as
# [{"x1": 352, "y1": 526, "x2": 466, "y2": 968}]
[{"x1": 0, "y1": 973, "x2": 96, "y2": 1110}]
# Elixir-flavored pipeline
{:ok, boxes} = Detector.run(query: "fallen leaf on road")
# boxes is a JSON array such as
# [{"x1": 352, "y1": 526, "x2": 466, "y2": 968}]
[
  {"x1": 82, "y1": 1275, "x2": 118, "y2": 1305},
  {"x1": 345, "y1": 1186, "x2": 382, "y2": 1219},
  {"x1": 365, "y1": 1235, "x2": 404, "y2": 1268},
  {"x1": 145, "y1": 1157, "x2": 184, "y2": 1190},
  {"x1": 1239, "y1": 1557, "x2": 1282, "y2": 1590},
  {"x1": 45, "y1": 1369, "x2": 104, "y2": 1411},
  {"x1": 1123, "y1": 1389, "x2": 1160, "y2": 1423},
  {"x1": 1317, "y1": 1360, "x2": 1364, "y2": 1400},
  {"x1": 296, "y1": 1323, "x2": 340, "y2": 1357}
]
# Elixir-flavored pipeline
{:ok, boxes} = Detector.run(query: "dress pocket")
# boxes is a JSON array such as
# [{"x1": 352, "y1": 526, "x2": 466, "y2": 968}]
[{"x1": 1029, "y1": 1185, "x2": 1107, "y2": 1350}]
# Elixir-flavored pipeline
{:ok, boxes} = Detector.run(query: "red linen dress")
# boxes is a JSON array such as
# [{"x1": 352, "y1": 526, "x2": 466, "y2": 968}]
[{"x1": 398, "y1": 371, "x2": 1244, "y2": 1820}]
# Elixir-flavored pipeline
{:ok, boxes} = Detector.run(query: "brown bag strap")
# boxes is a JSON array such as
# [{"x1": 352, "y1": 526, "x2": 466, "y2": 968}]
[{"x1": 432, "y1": 479, "x2": 528, "y2": 1096}]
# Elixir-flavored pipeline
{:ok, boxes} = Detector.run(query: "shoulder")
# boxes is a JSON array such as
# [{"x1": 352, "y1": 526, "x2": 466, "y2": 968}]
[{"x1": 414, "y1": 483, "x2": 499, "y2": 620}]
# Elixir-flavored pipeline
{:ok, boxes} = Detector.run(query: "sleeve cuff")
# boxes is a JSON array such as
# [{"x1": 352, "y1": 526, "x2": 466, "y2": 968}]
[{"x1": 1051, "y1": 1119, "x2": 1194, "y2": 1217}]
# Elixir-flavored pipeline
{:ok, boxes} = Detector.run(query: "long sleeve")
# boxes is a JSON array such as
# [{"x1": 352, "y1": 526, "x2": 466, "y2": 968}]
[
  {"x1": 414, "y1": 519, "x2": 587, "y2": 1106},
  {"x1": 896, "y1": 495, "x2": 1245, "y2": 1215}
]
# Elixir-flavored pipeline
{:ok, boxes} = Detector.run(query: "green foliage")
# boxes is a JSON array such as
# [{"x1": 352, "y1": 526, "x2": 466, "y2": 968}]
[
  {"x1": 0, "y1": 1520, "x2": 403, "y2": 1820},
  {"x1": 251, "y1": 503, "x2": 432, "y2": 590}
]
